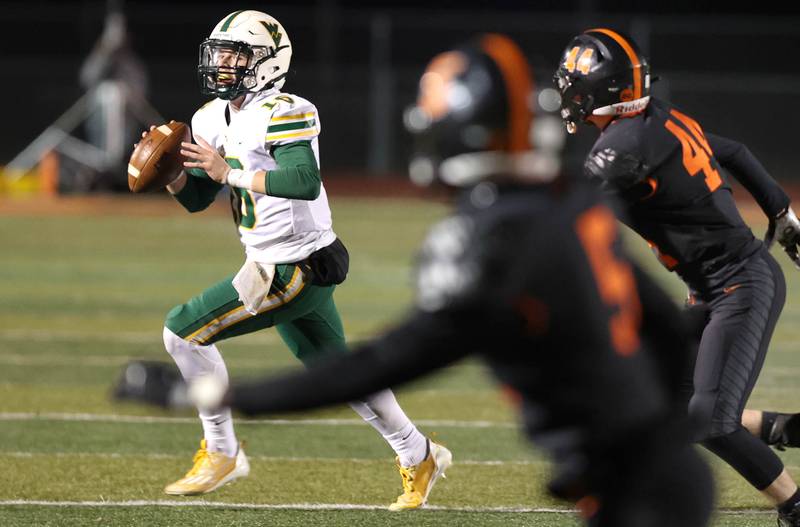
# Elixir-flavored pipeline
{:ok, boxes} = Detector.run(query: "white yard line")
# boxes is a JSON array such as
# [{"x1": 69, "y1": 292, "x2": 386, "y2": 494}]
[
  {"x1": 0, "y1": 353, "x2": 292, "y2": 368},
  {"x1": 0, "y1": 330, "x2": 159, "y2": 344},
  {"x1": 0, "y1": 412, "x2": 516, "y2": 429},
  {"x1": 1, "y1": 451, "x2": 542, "y2": 466},
  {"x1": 0, "y1": 329, "x2": 279, "y2": 345},
  {"x1": 0, "y1": 355, "x2": 138, "y2": 367},
  {"x1": 8, "y1": 450, "x2": 800, "y2": 473},
  {"x1": 0, "y1": 499, "x2": 774, "y2": 515},
  {"x1": 0, "y1": 500, "x2": 558, "y2": 512}
]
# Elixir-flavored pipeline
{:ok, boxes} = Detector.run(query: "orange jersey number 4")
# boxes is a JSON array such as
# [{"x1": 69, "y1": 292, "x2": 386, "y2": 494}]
[{"x1": 664, "y1": 109, "x2": 722, "y2": 192}]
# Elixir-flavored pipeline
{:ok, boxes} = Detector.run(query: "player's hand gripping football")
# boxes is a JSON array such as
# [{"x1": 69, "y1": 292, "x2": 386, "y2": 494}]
[
  {"x1": 180, "y1": 136, "x2": 231, "y2": 184},
  {"x1": 765, "y1": 206, "x2": 800, "y2": 268}
]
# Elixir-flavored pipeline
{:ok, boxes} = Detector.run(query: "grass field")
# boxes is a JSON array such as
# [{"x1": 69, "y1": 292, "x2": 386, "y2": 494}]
[{"x1": 2, "y1": 193, "x2": 800, "y2": 526}]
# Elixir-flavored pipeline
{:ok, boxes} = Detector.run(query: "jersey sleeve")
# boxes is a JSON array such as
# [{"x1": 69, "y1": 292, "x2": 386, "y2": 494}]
[
  {"x1": 707, "y1": 132, "x2": 789, "y2": 218},
  {"x1": 263, "y1": 95, "x2": 321, "y2": 148},
  {"x1": 230, "y1": 309, "x2": 473, "y2": 416},
  {"x1": 266, "y1": 141, "x2": 321, "y2": 200}
]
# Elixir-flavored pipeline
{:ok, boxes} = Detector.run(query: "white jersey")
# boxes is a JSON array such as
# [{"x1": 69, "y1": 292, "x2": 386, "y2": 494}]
[{"x1": 191, "y1": 89, "x2": 336, "y2": 264}]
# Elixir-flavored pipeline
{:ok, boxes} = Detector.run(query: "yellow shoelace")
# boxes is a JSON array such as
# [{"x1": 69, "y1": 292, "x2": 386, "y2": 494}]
[
  {"x1": 398, "y1": 465, "x2": 417, "y2": 494},
  {"x1": 185, "y1": 447, "x2": 209, "y2": 478}
]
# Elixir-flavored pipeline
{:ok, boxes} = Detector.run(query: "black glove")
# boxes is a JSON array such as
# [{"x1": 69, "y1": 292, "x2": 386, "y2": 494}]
[
  {"x1": 112, "y1": 360, "x2": 188, "y2": 408},
  {"x1": 765, "y1": 207, "x2": 800, "y2": 268}
]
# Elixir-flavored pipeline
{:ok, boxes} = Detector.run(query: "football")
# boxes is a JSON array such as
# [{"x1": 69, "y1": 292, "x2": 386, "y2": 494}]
[{"x1": 128, "y1": 121, "x2": 191, "y2": 193}]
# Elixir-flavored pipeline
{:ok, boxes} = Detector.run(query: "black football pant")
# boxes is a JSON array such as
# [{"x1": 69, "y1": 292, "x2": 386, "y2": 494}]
[{"x1": 687, "y1": 247, "x2": 786, "y2": 489}]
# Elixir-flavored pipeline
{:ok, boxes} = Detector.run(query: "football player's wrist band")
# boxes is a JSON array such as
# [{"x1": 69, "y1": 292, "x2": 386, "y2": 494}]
[{"x1": 226, "y1": 168, "x2": 257, "y2": 190}]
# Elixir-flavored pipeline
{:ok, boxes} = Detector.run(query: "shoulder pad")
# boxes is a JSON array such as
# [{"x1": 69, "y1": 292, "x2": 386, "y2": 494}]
[
  {"x1": 584, "y1": 146, "x2": 649, "y2": 190},
  {"x1": 415, "y1": 215, "x2": 482, "y2": 312},
  {"x1": 263, "y1": 93, "x2": 320, "y2": 145}
]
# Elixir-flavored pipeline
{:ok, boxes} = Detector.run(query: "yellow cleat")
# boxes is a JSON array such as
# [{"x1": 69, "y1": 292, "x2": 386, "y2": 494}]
[
  {"x1": 164, "y1": 439, "x2": 250, "y2": 496},
  {"x1": 389, "y1": 440, "x2": 452, "y2": 511}
]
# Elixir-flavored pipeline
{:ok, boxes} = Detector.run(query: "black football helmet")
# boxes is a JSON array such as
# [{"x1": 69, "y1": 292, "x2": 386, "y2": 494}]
[
  {"x1": 404, "y1": 34, "x2": 559, "y2": 188},
  {"x1": 553, "y1": 28, "x2": 651, "y2": 133}
]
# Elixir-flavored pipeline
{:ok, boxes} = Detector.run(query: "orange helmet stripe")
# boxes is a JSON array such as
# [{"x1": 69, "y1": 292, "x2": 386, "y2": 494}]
[
  {"x1": 586, "y1": 28, "x2": 642, "y2": 100},
  {"x1": 480, "y1": 34, "x2": 533, "y2": 153}
]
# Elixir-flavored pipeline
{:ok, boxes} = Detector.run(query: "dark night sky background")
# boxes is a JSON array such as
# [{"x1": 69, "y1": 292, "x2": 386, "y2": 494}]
[{"x1": 3, "y1": 1, "x2": 799, "y2": 177}]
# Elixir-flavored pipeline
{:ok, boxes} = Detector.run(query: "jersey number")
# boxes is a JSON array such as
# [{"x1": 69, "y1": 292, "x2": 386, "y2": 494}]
[
  {"x1": 226, "y1": 158, "x2": 257, "y2": 229},
  {"x1": 564, "y1": 46, "x2": 594, "y2": 75},
  {"x1": 575, "y1": 205, "x2": 641, "y2": 357},
  {"x1": 261, "y1": 95, "x2": 295, "y2": 110},
  {"x1": 664, "y1": 109, "x2": 721, "y2": 192}
]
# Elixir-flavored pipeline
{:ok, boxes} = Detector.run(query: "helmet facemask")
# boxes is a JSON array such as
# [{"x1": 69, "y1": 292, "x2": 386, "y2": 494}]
[
  {"x1": 553, "y1": 71, "x2": 594, "y2": 134},
  {"x1": 198, "y1": 39, "x2": 275, "y2": 100}
]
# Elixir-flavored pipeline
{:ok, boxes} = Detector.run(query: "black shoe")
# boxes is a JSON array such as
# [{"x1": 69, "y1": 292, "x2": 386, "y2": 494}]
[
  {"x1": 778, "y1": 502, "x2": 800, "y2": 526},
  {"x1": 779, "y1": 510, "x2": 800, "y2": 527},
  {"x1": 769, "y1": 414, "x2": 800, "y2": 450}
]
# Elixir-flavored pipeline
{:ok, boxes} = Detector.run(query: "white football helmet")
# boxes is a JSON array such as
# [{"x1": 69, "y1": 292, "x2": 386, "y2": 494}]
[{"x1": 198, "y1": 10, "x2": 292, "y2": 100}]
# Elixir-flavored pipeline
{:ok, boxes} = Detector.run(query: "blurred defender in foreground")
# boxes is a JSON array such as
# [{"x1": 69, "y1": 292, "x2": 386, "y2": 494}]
[
  {"x1": 124, "y1": 34, "x2": 713, "y2": 525},
  {"x1": 553, "y1": 28, "x2": 800, "y2": 526}
]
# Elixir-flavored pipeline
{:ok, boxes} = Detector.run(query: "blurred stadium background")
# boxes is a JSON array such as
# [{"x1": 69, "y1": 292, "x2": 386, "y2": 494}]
[
  {"x1": 2, "y1": 1, "x2": 800, "y2": 526},
  {"x1": 3, "y1": 0, "x2": 800, "y2": 191}
]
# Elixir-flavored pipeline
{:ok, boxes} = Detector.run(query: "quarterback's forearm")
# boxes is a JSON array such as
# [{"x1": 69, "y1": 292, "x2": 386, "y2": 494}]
[
  {"x1": 707, "y1": 132, "x2": 789, "y2": 218},
  {"x1": 170, "y1": 168, "x2": 223, "y2": 212}
]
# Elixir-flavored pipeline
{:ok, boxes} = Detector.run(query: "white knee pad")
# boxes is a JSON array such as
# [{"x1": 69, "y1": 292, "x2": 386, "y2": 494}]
[{"x1": 163, "y1": 327, "x2": 229, "y2": 384}]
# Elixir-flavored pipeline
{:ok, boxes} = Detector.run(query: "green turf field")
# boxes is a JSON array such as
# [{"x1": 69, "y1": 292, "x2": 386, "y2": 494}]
[{"x1": 1, "y1": 195, "x2": 799, "y2": 526}]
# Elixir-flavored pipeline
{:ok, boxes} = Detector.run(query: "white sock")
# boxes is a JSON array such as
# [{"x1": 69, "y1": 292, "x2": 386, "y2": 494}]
[
  {"x1": 163, "y1": 327, "x2": 238, "y2": 457},
  {"x1": 349, "y1": 389, "x2": 428, "y2": 467}
]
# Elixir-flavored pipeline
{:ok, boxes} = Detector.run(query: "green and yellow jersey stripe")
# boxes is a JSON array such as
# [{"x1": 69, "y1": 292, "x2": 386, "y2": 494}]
[
  {"x1": 267, "y1": 119, "x2": 316, "y2": 134},
  {"x1": 266, "y1": 129, "x2": 318, "y2": 142},
  {"x1": 271, "y1": 112, "x2": 315, "y2": 122}
]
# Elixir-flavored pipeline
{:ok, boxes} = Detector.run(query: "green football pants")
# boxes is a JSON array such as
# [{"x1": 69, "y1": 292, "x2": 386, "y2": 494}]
[{"x1": 164, "y1": 263, "x2": 346, "y2": 364}]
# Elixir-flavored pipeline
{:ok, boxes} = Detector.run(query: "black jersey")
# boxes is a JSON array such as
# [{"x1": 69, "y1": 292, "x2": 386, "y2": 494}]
[
  {"x1": 585, "y1": 97, "x2": 788, "y2": 292},
  {"x1": 231, "y1": 179, "x2": 694, "y2": 453}
]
